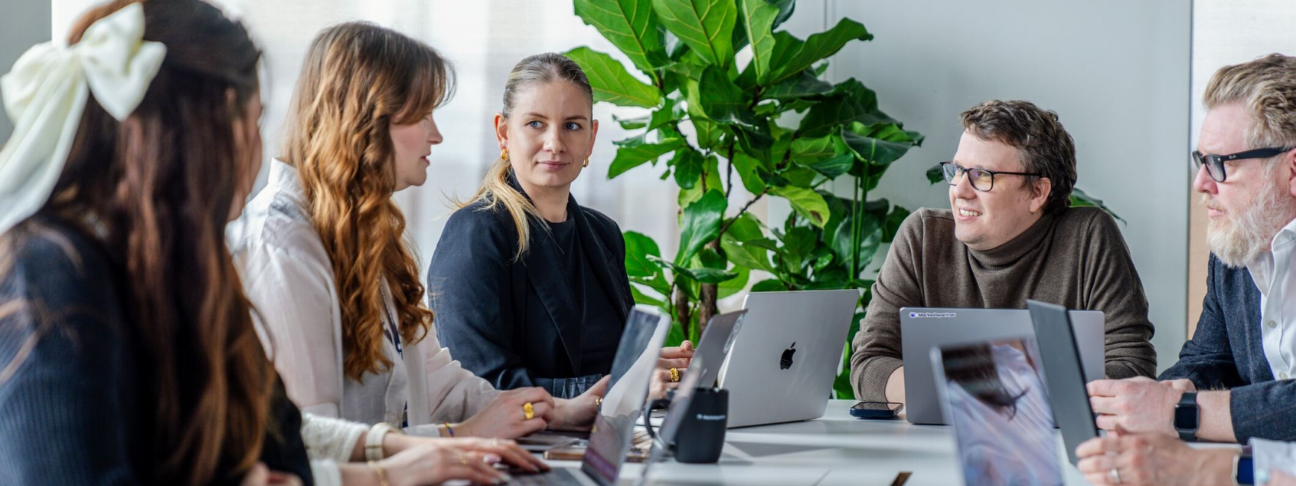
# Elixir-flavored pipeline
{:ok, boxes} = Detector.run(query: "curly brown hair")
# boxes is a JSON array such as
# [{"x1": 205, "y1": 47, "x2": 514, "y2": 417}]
[
  {"x1": 280, "y1": 22, "x2": 453, "y2": 381},
  {"x1": 961, "y1": 100, "x2": 1077, "y2": 213}
]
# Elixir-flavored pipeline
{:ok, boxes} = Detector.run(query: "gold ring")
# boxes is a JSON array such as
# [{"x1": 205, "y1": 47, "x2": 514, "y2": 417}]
[
  {"x1": 595, "y1": 396, "x2": 603, "y2": 407},
  {"x1": 459, "y1": 454, "x2": 468, "y2": 465},
  {"x1": 669, "y1": 367, "x2": 680, "y2": 383},
  {"x1": 523, "y1": 402, "x2": 535, "y2": 421},
  {"x1": 491, "y1": 438, "x2": 500, "y2": 446}
]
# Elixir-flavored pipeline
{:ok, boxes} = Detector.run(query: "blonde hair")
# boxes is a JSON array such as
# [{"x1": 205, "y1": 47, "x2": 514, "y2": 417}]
[
  {"x1": 1204, "y1": 53, "x2": 1296, "y2": 150},
  {"x1": 460, "y1": 53, "x2": 593, "y2": 259},
  {"x1": 280, "y1": 22, "x2": 453, "y2": 381}
]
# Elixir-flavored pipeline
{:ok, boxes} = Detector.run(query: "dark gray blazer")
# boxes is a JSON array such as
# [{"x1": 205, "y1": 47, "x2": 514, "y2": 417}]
[
  {"x1": 1160, "y1": 254, "x2": 1296, "y2": 443},
  {"x1": 427, "y1": 188, "x2": 634, "y2": 399}
]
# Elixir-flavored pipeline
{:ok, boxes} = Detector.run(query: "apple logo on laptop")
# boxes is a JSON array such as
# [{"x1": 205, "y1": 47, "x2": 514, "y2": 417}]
[{"x1": 780, "y1": 342, "x2": 796, "y2": 370}]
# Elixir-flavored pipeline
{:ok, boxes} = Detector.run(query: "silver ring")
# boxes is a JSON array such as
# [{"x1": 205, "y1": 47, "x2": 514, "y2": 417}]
[{"x1": 1109, "y1": 467, "x2": 1122, "y2": 484}]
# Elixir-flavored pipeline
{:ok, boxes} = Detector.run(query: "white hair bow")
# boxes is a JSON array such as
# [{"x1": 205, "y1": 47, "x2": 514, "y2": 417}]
[{"x1": 0, "y1": 3, "x2": 165, "y2": 234}]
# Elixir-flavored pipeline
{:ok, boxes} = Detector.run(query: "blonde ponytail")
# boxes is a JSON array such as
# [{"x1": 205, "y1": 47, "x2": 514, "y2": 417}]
[{"x1": 459, "y1": 156, "x2": 542, "y2": 260}]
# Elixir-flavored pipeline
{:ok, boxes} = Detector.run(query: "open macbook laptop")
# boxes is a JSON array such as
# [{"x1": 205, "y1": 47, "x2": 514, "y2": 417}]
[
  {"x1": 719, "y1": 290, "x2": 859, "y2": 428},
  {"x1": 509, "y1": 307, "x2": 667, "y2": 486},
  {"x1": 1027, "y1": 300, "x2": 1102, "y2": 465},
  {"x1": 900, "y1": 307, "x2": 1104, "y2": 425},
  {"x1": 932, "y1": 339, "x2": 1065, "y2": 486}
]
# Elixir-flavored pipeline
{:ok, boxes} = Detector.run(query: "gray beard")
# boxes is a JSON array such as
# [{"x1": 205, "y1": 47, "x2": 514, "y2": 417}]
[{"x1": 1206, "y1": 178, "x2": 1295, "y2": 268}]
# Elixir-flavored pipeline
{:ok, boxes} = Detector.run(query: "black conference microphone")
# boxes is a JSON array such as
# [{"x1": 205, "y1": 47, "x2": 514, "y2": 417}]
[{"x1": 672, "y1": 387, "x2": 728, "y2": 464}]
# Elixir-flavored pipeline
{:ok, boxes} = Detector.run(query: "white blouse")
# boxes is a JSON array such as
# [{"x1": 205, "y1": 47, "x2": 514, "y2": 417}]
[{"x1": 230, "y1": 159, "x2": 499, "y2": 433}]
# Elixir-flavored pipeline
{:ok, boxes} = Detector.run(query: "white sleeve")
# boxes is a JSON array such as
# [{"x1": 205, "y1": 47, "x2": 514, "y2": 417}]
[
  {"x1": 413, "y1": 331, "x2": 500, "y2": 424},
  {"x1": 309, "y1": 461, "x2": 342, "y2": 486},
  {"x1": 1251, "y1": 438, "x2": 1296, "y2": 483},
  {"x1": 242, "y1": 242, "x2": 345, "y2": 418},
  {"x1": 299, "y1": 412, "x2": 367, "y2": 463}
]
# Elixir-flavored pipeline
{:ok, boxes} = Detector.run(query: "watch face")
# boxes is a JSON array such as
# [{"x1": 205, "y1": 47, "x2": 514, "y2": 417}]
[{"x1": 1174, "y1": 404, "x2": 1199, "y2": 430}]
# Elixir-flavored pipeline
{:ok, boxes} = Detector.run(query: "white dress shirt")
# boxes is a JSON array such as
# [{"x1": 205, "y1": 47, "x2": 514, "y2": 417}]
[
  {"x1": 229, "y1": 159, "x2": 499, "y2": 431},
  {"x1": 1245, "y1": 217, "x2": 1296, "y2": 381}
]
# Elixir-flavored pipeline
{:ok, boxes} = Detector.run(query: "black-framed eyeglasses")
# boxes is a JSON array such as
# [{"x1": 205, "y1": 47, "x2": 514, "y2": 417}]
[
  {"x1": 1192, "y1": 147, "x2": 1295, "y2": 183},
  {"x1": 940, "y1": 161, "x2": 1041, "y2": 192}
]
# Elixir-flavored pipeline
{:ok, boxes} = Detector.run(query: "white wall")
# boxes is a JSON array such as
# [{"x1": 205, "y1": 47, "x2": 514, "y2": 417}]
[
  {"x1": 0, "y1": 0, "x2": 52, "y2": 142},
  {"x1": 823, "y1": 0, "x2": 1192, "y2": 372}
]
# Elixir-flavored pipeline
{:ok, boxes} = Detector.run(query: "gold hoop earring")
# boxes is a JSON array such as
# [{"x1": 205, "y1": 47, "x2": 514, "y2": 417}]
[
  {"x1": 500, "y1": 148, "x2": 509, "y2": 161},
  {"x1": 583, "y1": 157, "x2": 590, "y2": 168}
]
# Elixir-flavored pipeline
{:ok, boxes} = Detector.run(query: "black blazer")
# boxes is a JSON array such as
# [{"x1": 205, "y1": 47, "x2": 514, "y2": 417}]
[
  {"x1": 1160, "y1": 254, "x2": 1296, "y2": 443},
  {"x1": 427, "y1": 185, "x2": 634, "y2": 399}
]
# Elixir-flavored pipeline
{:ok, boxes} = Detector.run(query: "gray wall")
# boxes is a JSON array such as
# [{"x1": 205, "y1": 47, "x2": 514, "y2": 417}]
[
  {"x1": 0, "y1": 0, "x2": 52, "y2": 142},
  {"x1": 823, "y1": 0, "x2": 1192, "y2": 372}
]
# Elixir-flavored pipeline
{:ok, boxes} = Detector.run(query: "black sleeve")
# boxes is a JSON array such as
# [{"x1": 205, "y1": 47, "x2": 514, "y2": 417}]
[
  {"x1": 428, "y1": 208, "x2": 543, "y2": 391},
  {"x1": 1159, "y1": 255, "x2": 1244, "y2": 389},
  {"x1": 0, "y1": 233, "x2": 139, "y2": 485}
]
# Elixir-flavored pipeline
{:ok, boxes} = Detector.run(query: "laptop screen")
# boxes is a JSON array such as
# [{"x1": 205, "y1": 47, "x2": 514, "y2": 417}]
[
  {"x1": 656, "y1": 310, "x2": 745, "y2": 445},
  {"x1": 581, "y1": 308, "x2": 667, "y2": 486},
  {"x1": 934, "y1": 340, "x2": 1063, "y2": 486}
]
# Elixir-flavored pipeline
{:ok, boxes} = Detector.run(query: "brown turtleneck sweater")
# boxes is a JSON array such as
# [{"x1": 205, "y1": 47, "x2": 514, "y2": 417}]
[{"x1": 850, "y1": 206, "x2": 1158, "y2": 402}]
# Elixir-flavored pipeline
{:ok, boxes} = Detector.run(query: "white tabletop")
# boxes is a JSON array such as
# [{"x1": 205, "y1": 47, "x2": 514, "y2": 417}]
[{"x1": 547, "y1": 400, "x2": 1094, "y2": 486}]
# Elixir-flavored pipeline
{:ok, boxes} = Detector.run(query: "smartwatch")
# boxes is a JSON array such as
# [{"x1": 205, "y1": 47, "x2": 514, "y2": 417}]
[
  {"x1": 1174, "y1": 392, "x2": 1199, "y2": 441},
  {"x1": 1235, "y1": 446, "x2": 1253, "y2": 486}
]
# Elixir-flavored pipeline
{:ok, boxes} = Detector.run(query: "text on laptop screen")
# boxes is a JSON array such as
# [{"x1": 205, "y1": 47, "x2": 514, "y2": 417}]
[{"x1": 936, "y1": 339, "x2": 1063, "y2": 486}]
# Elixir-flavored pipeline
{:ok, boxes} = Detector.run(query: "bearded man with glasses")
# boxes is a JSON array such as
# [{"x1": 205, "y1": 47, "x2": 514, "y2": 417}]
[{"x1": 849, "y1": 99, "x2": 1158, "y2": 406}]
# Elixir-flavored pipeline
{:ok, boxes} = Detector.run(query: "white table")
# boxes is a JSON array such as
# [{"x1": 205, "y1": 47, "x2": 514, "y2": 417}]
[{"x1": 547, "y1": 400, "x2": 1094, "y2": 486}]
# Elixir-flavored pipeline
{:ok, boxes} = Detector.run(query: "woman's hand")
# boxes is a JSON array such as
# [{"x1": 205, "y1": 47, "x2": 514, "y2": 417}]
[
  {"x1": 649, "y1": 341, "x2": 694, "y2": 400},
  {"x1": 379, "y1": 442, "x2": 510, "y2": 486},
  {"x1": 385, "y1": 434, "x2": 549, "y2": 474},
  {"x1": 455, "y1": 387, "x2": 554, "y2": 439},
  {"x1": 549, "y1": 376, "x2": 609, "y2": 431}
]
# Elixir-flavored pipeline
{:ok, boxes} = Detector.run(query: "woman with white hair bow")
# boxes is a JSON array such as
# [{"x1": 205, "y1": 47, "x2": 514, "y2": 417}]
[{"x1": 0, "y1": 1, "x2": 537, "y2": 485}]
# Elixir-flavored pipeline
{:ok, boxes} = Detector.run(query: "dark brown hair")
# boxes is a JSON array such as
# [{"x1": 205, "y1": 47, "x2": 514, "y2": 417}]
[
  {"x1": 4, "y1": 0, "x2": 269, "y2": 483},
  {"x1": 961, "y1": 100, "x2": 1076, "y2": 213},
  {"x1": 280, "y1": 22, "x2": 452, "y2": 381}
]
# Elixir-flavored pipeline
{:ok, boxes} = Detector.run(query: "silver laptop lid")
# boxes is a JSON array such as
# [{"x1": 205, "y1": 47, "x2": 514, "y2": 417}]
[
  {"x1": 932, "y1": 339, "x2": 1064, "y2": 486},
  {"x1": 900, "y1": 307, "x2": 1104, "y2": 425},
  {"x1": 580, "y1": 307, "x2": 668, "y2": 486},
  {"x1": 720, "y1": 289, "x2": 859, "y2": 428}
]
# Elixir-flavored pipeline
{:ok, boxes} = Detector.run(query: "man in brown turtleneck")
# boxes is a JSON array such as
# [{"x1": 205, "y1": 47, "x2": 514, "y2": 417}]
[{"x1": 850, "y1": 100, "x2": 1158, "y2": 404}]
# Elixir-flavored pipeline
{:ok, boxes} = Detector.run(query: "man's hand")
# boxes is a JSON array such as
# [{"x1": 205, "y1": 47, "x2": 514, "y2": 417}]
[
  {"x1": 1087, "y1": 377, "x2": 1183, "y2": 436},
  {"x1": 1075, "y1": 432, "x2": 1234, "y2": 486}
]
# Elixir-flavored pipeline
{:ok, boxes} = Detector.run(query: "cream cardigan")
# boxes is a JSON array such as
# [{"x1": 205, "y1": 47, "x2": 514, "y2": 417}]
[{"x1": 230, "y1": 160, "x2": 499, "y2": 431}]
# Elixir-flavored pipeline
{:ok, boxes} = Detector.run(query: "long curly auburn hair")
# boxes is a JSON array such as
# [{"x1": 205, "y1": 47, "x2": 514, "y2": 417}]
[{"x1": 279, "y1": 22, "x2": 453, "y2": 381}]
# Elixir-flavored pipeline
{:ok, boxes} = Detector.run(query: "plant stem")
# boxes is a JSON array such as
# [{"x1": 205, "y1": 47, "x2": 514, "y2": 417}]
[
  {"x1": 717, "y1": 187, "x2": 769, "y2": 237},
  {"x1": 725, "y1": 143, "x2": 735, "y2": 198}
]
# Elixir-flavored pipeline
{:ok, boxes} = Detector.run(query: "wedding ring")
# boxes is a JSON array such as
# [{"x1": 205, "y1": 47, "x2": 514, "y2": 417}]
[
  {"x1": 1109, "y1": 467, "x2": 1122, "y2": 484},
  {"x1": 595, "y1": 396, "x2": 603, "y2": 407},
  {"x1": 523, "y1": 402, "x2": 535, "y2": 421},
  {"x1": 669, "y1": 367, "x2": 680, "y2": 383}
]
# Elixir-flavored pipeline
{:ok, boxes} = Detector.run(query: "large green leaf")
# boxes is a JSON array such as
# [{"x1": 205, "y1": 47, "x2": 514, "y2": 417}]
[
  {"x1": 608, "y1": 136, "x2": 685, "y2": 178},
  {"x1": 765, "y1": 19, "x2": 873, "y2": 85},
  {"x1": 831, "y1": 211, "x2": 882, "y2": 272},
  {"x1": 652, "y1": 0, "x2": 738, "y2": 68},
  {"x1": 565, "y1": 47, "x2": 662, "y2": 108},
  {"x1": 650, "y1": 255, "x2": 737, "y2": 284},
  {"x1": 574, "y1": 0, "x2": 669, "y2": 78},
  {"x1": 670, "y1": 147, "x2": 705, "y2": 189},
  {"x1": 623, "y1": 231, "x2": 663, "y2": 277},
  {"x1": 717, "y1": 265, "x2": 750, "y2": 299},
  {"x1": 789, "y1": 135, "x2": 854, "y2": 178},
  {"x1": 764, "y1": 69, "x2": 833, "y2": 101},
  {"x1": 731, "y1": 151, "x2": 767, "y2": 193},
  {"x1": 751, "y1": 278, "x2": 788, "y2": 292},
  {"x1": 797, "y1": 79, "x2": 880, "y2": 137},
  {"x1": 721, "y1": 237, "x2": 773, "y2": 272},
  {"x1": 739, "y1": 0, "x2": 778, "y2": 82},
  {"x1": 697, "y1": 66, "x2": 757, "y2": 127},
  {"x1": 771, "y1": 185, "x2": 830, "y2": 227},
  {"x1": 630, "y1": 285, "x2": 667, "y2": 307},
  {"x1": 1070, "y1": 187, "x2": 1126, "y2": 224},
  {"x1": 841, "y1": 124, "x2": 915, "y2": 167},
  {"x1": 676, "y1": 189, "x2": 728, "y2": 264}
]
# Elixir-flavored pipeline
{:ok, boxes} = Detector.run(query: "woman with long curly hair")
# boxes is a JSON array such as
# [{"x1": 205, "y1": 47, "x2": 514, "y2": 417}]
[{"x1": 233, "y1": 22, "x2": 602, "y2": 453}]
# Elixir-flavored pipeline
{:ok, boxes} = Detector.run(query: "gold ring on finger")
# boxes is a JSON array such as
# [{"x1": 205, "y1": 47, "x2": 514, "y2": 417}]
[
  {"x1": 460, "y1": 454, "x2": 469, "y2": 466},
  {"x1": 669, "y1": 367, "x2": 680, "y2": 383},
  {"x1": 523, "y1": 401, "x2": 535, "y2": 421}
]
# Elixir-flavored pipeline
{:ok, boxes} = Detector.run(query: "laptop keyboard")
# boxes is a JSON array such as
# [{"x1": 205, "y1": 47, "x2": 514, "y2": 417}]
[{"x1": 507, "y1": 467, "x2": 583, "y2": 485}]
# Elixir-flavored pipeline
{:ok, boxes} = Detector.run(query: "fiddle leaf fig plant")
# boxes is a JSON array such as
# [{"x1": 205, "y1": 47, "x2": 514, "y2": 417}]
[{"x1": 568, "y1": 0, "x2": 923, "y2": 399}]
